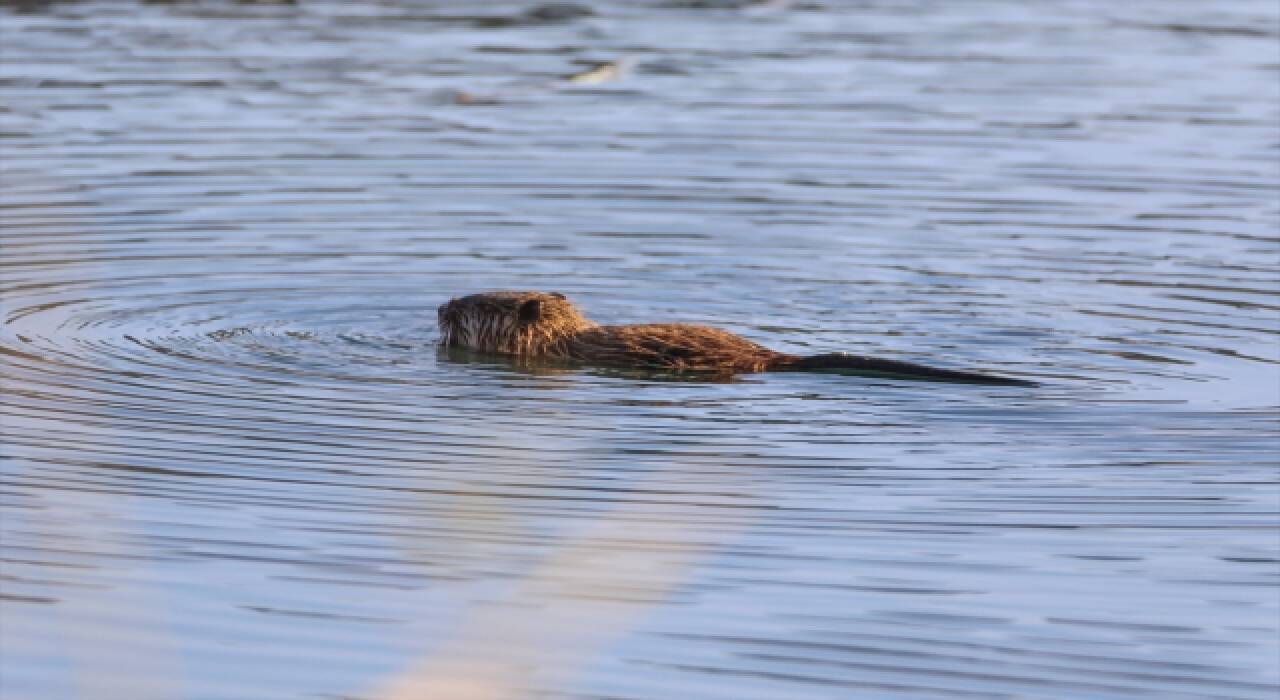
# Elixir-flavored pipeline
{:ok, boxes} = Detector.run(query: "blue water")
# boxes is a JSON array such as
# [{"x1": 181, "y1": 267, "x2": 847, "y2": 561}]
[{"x1": 2, "y1": 1, "x2": 1278, "y2": 698}]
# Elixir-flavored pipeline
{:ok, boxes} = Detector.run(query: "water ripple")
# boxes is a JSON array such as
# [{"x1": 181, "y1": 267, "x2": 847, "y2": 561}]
[{"x1": 2, "y1": 1, "x2": 1278, "y2": 699}]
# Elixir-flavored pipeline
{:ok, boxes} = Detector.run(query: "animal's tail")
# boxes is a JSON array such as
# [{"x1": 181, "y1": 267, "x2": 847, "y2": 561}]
[{"x1": 776, "y1": 353, "x2": 1037, "y2": 387}]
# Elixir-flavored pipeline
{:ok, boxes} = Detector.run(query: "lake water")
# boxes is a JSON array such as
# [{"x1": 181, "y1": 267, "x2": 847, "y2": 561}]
[{"x1": 2, "y1": 1, "x2": 1278, "y2": 698}]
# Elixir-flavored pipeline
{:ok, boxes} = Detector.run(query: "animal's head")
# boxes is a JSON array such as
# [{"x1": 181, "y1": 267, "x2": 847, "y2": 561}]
[{"x1": 437, "y1": 291, "x2": 595, "y2": 355}]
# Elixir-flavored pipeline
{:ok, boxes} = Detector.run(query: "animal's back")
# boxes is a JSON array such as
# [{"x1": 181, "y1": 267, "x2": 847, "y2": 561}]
[{"x1": 565, "y1": 323, "x2": 784, "y2": 373}]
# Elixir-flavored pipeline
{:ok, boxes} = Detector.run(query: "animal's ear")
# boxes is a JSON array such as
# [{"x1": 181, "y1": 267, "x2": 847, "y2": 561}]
[{"x1": 518, "y1": 298, "x2": 542, "y2": 323}]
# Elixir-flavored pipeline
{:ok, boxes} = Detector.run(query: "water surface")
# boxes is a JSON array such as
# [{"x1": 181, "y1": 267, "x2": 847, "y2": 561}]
[{"x1": 2, "y1": 1, "x2": 1278, "y2": 698}]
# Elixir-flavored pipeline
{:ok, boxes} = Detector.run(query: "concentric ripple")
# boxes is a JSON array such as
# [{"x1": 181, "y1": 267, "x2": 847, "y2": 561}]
[{"x1": 2, "y1": 1, "x2": 1278, "y2": 699}]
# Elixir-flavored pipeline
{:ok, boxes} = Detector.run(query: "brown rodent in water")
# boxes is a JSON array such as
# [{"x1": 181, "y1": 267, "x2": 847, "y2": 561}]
[{"x1": 437, "y1": 291, "x2": 1036, "y2": 386}]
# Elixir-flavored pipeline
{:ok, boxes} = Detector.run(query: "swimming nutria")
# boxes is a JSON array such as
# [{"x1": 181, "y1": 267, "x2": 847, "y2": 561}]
[{"x1": 437, "y1": 291, "x2": 1036, "y2": 386}]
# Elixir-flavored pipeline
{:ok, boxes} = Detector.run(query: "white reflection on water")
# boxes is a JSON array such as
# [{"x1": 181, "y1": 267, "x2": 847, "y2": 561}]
[{"x1": 377, "y1": 490, "x2": 722, "y2": 700}]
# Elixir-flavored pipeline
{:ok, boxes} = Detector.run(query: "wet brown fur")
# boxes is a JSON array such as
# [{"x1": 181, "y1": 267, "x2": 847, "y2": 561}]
[
  {"x1": 438, "y1": 291, "x2": 1035, "y2": 385},
  {"x1": 438, "y1": 291, "x2": 782, "y2": 375},
  {"x1": 438, "y1": 291, "x2": 596, "y2": 357}
]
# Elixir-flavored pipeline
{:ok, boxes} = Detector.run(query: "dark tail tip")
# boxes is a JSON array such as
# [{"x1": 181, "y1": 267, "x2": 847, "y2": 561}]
[{"x1": 783, "y1": 353, "x2": 1038, "y2": 387}]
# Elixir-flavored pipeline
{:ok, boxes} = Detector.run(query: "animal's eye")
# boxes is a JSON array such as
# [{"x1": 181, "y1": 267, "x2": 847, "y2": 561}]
[{"x1": 518, "y1": 299, "x2": 543, "y2": 323}]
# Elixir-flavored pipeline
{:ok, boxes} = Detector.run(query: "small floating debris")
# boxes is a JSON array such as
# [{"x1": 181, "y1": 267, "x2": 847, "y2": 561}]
[
  {"x1": 564, "y1": 57, "x2": 637, "y2": 85},
  {"x1": 430, "y1": 88, "x2": 504, "y2": 106}
]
